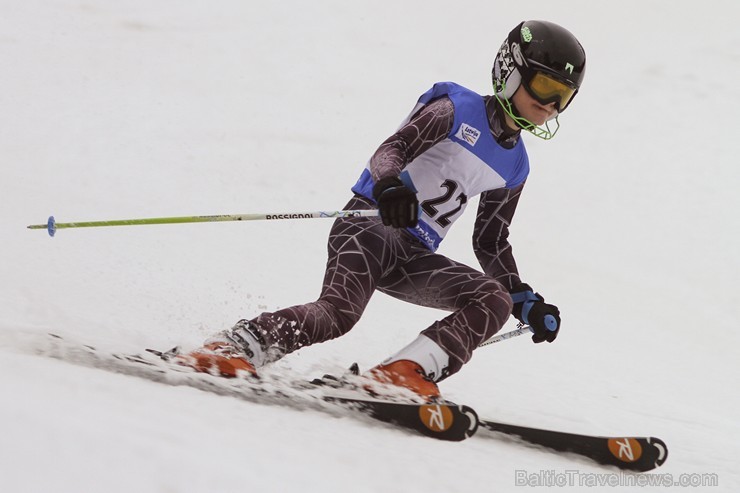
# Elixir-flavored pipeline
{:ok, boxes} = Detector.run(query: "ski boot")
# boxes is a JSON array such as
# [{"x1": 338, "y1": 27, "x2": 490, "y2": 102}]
[
  {"x1": 175, "y1": 341, "x2": 256, "y2": 378},
  {"x1": 365, "y1": 360, "x2": 441, "y2": 401},
  {"x1": 175, "y1": 320, "x2": 264, "y2": 378}
]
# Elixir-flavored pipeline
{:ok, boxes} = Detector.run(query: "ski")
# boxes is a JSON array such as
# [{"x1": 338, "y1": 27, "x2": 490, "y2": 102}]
[
  {"x1": 39, "y1": 334, "x2": 477, "y2": 442},
  {"x1": 307, "y1": 362, "x2": 479, "y2": 441},
  {"x1": 35, "y1": 333, "x2": 668, "y2": 458},
  {"x1": 323, "y1": 395, "x2": 478, "y2": 442},
  {"x1": 478, "y1": 419, "x2": 668, "y2": 472}
]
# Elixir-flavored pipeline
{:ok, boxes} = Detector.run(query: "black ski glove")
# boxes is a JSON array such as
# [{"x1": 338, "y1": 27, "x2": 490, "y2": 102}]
[
  {"x1": 372, "y1": 176, "x2": 419, "y2": 228},
  {"x1": 510, "y1": 282, "x2": 561, "y2": 343}
]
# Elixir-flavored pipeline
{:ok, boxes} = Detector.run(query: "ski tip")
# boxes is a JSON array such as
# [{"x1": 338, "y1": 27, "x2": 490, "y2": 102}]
[
  {"x1": 146, "y1": 346, "x2": 181, "y2": 361},
  {"x1": 460, "y1": 404, "x2": 480, "y2": 438},
  {"x1": 648, "y1": 436, "x2": 669, "y2": 467},
  {"x1": 607, "y1": 436, "x2": 669, "y2": 471},
  {"x1": 417, "y1": 403, "x2": 479, "y2": 441}
]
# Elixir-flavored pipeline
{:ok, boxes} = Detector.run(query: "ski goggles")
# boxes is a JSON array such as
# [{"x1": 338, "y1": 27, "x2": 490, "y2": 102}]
[{"x1": 523, "y1": 70, "x2": 578, "y2": 111}]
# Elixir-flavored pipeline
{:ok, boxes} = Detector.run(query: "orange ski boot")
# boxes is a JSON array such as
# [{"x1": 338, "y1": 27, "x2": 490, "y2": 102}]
[
  {"x1": 175, "y1": 342, "x2": 257, "y2": 378},
  {"x1": 366, "y1": 360, "x2": 441, "y2": 401}
]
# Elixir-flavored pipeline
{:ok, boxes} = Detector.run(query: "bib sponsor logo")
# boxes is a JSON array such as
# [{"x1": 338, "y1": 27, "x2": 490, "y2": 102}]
[
  {"x1": 420, "y1": 404, "x2": 453, "y2": 432},
  {"x1": 412, "y1": 223, "x2": 438, "y2": 249},
  {"x1": 607, "y1": 438, "x2": 643, "y2": 463},
  {"x1": 456, "y1": 123, "x2": 481, "y2": 146}
]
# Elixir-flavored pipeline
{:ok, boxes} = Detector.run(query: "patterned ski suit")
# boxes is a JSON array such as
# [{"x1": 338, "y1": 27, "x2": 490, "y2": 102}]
[{"x1": 249, "y1": 82, "x2": 529, "y2": 377}]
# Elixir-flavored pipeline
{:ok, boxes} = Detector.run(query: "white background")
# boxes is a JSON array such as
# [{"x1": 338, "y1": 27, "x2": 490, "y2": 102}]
[{"x1": 1, "y1": 1, "x2": 738, "y2": 491}]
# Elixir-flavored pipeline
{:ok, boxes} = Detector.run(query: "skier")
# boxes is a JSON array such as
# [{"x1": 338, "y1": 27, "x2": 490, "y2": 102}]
[{"x1": 178, "y1": 20, "x2": 587, "y2": 400}]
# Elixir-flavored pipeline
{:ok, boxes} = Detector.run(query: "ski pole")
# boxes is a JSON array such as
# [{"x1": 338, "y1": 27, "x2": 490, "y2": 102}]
[
  {"x1": 478, "y1": 324, "x2": 533, "y2": 347},
  {"x1": 27, "y1": 210, "x2": 380, "y2": 237}
]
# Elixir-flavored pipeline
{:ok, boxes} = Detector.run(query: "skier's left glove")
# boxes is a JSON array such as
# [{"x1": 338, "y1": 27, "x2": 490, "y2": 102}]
[
  {"x1": 510, "y1": 282, "x2": 561, "y2": 343},
  {"x1": 373, "y1": 176, "x2": 419, "y2": 228}
]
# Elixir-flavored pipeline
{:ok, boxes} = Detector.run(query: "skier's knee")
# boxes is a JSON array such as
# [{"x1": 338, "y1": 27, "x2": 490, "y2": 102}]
[{"x1": 474, "y1": 284, "x2": 513, "y2": 340}]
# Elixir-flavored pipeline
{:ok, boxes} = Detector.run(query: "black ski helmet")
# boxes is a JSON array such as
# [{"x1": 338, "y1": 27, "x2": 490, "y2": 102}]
[{"x1": 492, "y1": 20, "x2": 586, "y2": 113}]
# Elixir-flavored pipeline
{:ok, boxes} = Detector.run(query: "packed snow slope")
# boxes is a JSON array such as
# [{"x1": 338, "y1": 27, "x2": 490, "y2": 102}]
[{"x1": 1, "y1": 1, "x2": 738, "y2": 491}]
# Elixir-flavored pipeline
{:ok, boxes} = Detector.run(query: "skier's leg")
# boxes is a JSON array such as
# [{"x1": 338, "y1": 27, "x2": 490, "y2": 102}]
[
  {"x1": 376, "y1": 252, "x2": 513, "y2": 379},
  {"x1": 247, "y1": 203, "x2": 404, "y2": 359},
  {"x1": 179, "y1": 197, "x2": 408, "y2": 375}
]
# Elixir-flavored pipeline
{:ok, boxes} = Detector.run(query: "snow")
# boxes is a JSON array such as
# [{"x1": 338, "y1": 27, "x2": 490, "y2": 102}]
[{"x1": 1, "y1": 0, "x2": 739, "y2": 491}]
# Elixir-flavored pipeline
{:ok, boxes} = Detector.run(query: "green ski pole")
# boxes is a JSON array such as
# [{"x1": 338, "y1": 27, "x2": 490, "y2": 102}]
[{"x1": 28, "y1": 210, "x2": 379, "y2": 237}]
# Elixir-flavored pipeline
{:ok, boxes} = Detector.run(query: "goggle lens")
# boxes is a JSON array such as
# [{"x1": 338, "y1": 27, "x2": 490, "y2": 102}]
[{"x1": 527, "y1": 71, "x2": 577, "y2": 110}]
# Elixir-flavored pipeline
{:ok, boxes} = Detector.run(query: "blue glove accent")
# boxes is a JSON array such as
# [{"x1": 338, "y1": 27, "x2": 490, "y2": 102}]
[
  {"x1": 520, "y1": 301, "x2": 533, "y2": 325},
  {"x1": 510, "y1": 290, "x2": 538, "y2": 304},
  {"x1": 544, "y1": 314, "x2": 559, "y2": 332},
  {"x1": 512, "y1": 290, "x2": 539, "y2": 325}
]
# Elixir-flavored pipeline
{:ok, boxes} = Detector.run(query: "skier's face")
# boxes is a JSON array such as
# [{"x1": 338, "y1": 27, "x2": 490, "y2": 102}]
[{"x1": 512, "y1": 86, "x2": 558, "y2": 125}]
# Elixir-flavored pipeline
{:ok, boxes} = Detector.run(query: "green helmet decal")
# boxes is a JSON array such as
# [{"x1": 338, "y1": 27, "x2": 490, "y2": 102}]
[{"x1": 521, "y1": 26, "x2": 533, "y2": 43}]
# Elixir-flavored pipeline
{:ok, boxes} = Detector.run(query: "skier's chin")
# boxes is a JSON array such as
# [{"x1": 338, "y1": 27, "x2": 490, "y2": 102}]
[{"x1": 525, "y1": 106, "x2": 555, "y2": 126}]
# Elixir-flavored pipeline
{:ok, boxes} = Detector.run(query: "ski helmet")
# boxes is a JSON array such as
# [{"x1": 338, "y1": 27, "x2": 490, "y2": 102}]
[{"x1": 492, "y1": 20, "x2": 586, "y2": 138}]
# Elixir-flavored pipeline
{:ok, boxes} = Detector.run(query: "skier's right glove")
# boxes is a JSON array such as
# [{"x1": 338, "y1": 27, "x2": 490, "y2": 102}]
[
  {"x1": 510, "y1": 283, "x2": 561, "y2": 343},
  {"x1": 373, "y1": 176, "x2": 419, "y2": 228}
]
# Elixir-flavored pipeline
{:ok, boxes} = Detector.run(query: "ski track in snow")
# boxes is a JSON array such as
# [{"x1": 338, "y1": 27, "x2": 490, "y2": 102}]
[{"x1": 1, "y1": 1, "x2": 739, "y2": 492}]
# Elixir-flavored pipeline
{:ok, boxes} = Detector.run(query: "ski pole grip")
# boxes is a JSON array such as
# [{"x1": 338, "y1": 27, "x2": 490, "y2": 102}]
[{"x1": 544, "y1": 314, "x2": 558, "y2": 331}]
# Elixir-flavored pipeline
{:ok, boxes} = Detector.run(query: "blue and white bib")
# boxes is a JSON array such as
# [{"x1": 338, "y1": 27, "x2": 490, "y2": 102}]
[{"x1": 352, "y1": 82, "x2": 529, "y2": 251}]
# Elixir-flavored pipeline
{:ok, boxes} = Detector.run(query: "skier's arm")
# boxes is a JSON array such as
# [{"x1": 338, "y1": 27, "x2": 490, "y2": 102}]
[
  {"x1": 369, "y1": 97, "x2": 454, "y2": 182},
  {"x1": 370, "y1": 96, "x2": 455, "y2": 229},
  {"x1": 474, "y1": 185, "x2": 563, "y2": 343},
  {"x1": 472, "y1": 184, "x2": 526, "y2": 291}
]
